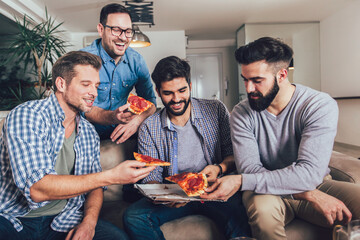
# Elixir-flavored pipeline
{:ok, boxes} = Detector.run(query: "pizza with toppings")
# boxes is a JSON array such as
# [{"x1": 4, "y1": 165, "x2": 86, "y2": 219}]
[
  {"x1": 134, "y1": 152, "x2": 171, "y2": 166},
  {"x1": 165, "y1": 172, "x2": 208, "y2": 197},
  {"x1": 127, "y1": 93, "x2": 153, "y2": 115}
]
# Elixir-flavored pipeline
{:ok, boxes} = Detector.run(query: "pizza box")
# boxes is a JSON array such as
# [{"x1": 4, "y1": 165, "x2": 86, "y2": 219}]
[{"x1": 134, "y1": 184, "x2": 224, "y2": 203}]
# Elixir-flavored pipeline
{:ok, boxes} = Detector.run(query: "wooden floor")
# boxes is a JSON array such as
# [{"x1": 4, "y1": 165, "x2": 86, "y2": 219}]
[{"x1": 333, "y1": 142, "x2": 360, "y2": 159}]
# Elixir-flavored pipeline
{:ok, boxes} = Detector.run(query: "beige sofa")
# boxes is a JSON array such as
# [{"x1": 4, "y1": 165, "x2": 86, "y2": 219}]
[
  {"x1": 99, "y1": 139, "x2": 360, "y2": 240},
  {"x1": 1, "y1": 117, "x2": 359, "y2": 239}
]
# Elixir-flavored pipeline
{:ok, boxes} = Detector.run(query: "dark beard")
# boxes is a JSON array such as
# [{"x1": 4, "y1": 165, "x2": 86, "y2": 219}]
[
  {"x1": 164, "y1": 98, "x2": 191, "y2": 116},
  {"x1": 248, "y1": 77, "x2": 279, "y2": 112}
]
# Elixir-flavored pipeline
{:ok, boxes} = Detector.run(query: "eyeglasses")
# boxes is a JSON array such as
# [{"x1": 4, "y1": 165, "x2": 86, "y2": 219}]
[{"x1": 103, "y1": 24, "x2": 134, "y2": 38}]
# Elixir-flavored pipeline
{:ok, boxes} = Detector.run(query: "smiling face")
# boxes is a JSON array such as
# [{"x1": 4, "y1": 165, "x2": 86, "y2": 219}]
[
  {"x1": 157, "y1": 77, "x2": 192, "y2": 118},
  {"x1": 62, "y1": 65, "x2": 100, "y2": 113},
  {"x1": 241, "y1": 60, "x2": 280, "y2": 112},
  {"x1": 97, "y1": 13, "x2": 132, "y2": 63}
]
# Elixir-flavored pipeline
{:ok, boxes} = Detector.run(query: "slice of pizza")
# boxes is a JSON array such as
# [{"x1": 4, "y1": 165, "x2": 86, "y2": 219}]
[
  {"x1": 127, "y1": 93, "x2": 153, "y2": 115},
  {"x1": 166, "y1": 172, "x2": 208, "y2": 197},
  {"x1": 134, "y1": 152, "x2": 171, "y2": 166}
]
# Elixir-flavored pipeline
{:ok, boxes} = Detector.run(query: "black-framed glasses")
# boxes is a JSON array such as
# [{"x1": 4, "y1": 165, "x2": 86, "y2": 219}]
[{"x1": 103, "y1": 24, "x2": 134, "y2": 38}]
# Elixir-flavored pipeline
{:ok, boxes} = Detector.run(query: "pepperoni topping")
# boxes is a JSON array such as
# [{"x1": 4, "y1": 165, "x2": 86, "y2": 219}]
[
  {"x1": 165, "y1": 172, "x2": 207, "y2": 196},
  {"x1": 187, "y1": 175, "x2": 202, "y2": 189},
  {"x1": 169, "y1": 172, "x2": 189, "y2": 182},
  {"x1": 128, "y1": 95, "x2": 148, "y2": 108}
]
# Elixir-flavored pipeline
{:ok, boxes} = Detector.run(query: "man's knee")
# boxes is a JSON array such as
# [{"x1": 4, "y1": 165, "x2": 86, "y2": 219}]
[
  {"x1": 243, "y1": 191, "x2": 288, "y2": 239},
  {"x1": 123, "y1": 199, "x2": 153, "y2": 230},
  {"x1": 320, "y1": 180, "x2": 360, "y2": 219},
  {"x1": 94, "y1": 219, "x2": 129, "y2": 240}
]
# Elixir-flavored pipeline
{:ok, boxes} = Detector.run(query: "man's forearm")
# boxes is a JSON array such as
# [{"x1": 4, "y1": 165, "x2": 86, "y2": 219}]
[
  {"x1": 30, "y1": 171, "x2": 113, "y2": 202},
  {"x1": 139, "y1": 104, "x2": 156, "y2": 121},
  {"x1": 82, "y1": 188, "x2": 103, "y2": 229},
  {"x1": 85, "y1": 106, "x2": 117, "y2": 125}
]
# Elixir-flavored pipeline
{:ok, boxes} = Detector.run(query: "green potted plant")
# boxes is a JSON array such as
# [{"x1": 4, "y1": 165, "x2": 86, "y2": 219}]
[{"x1": 2, "y1": 7, "x2": 68, "y2": 103}]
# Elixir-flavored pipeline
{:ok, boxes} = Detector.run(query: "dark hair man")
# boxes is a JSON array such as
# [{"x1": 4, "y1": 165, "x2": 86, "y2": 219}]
[
  {"x1": 201, "y1": 37, "x2": 360, "y2": 239},
  {"x1": 81, "y1": 3, "x2": 156, "y2": 143},
  {"x1": 123, "y1": 56, "x2": 251, "y2": 239},
  {"x1": 0, "y1": 51, "x2": 155, "y2": 239}
]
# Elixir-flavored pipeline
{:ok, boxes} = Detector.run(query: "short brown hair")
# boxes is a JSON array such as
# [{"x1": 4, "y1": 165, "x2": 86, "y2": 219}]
[{"x1": 52, "y1": 51, "x2": 102, "y2": 91}]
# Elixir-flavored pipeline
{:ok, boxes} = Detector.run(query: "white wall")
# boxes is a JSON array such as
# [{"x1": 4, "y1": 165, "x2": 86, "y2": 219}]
[
  {"x1": 133, "y1": 31, "x2": 186, "y2": 73},
  {"x1": 186, "y1": 39, "x2": 239, "y2": 111},
  {"x1": 236, "y1": 26, "x2": 246, "y2": 100},
  {"x1": 320, "y1": 1, "x2": 360, "y2": 98},
  {"x1": 321, "y1": 1, "x2": 360, "y2": 147}
]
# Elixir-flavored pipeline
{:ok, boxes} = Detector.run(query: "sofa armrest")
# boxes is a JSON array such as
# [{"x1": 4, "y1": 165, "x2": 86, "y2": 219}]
[{"x1": 329, "y1": 151, "x2": 360, "y2": 184}]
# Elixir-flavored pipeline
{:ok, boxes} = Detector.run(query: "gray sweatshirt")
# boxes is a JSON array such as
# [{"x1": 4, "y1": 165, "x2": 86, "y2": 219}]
[{"x1": 230, "y1": 84, "x2": 338, "y2": 195}]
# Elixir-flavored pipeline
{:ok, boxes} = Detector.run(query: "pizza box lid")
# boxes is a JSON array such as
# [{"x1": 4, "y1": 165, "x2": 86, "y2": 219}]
[{"x1": 134, "y1": 184, "x2": 224, "y2": 203}]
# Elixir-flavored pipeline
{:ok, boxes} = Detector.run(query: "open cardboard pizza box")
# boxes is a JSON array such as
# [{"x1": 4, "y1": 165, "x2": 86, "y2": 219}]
[{"x1": 135, "y1": 184, "x2": 224, "y2": 203}]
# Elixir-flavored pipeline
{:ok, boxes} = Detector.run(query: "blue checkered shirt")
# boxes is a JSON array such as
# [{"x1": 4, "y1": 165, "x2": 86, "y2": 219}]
[
  {"x1": 0, "y1": 94, "x2": 101, "y2": 232},
  {"x1": 139, "y1": 98, "x2": 233, "y2": 183}
]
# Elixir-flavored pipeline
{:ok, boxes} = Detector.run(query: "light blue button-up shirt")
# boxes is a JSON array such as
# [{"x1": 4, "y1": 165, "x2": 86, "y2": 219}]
[{"x1": 81, "y1": 39, "x2": 156, "y2": 135}]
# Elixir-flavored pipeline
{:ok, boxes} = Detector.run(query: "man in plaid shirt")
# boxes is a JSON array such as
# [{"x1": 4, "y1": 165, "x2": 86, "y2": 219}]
[
  {"x1": 0, "y1": 51, "x2": 154, "y2": 240},
  {"x1": 123, "y1": 56, "x2": 250, "y2": 240}
]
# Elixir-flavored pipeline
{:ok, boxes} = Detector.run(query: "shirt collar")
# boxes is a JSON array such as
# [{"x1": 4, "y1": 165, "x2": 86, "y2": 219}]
[
  {"x1": 49, "y1": 93, "x2": 82, "y2": 134},
  {"x1": 49, "y1": 93, "x2": 65, "y2": 121},
  {"x1": 189, "y1": 98, "x2": 203, "y2": 120},
  {"x1": 97, "y1": 38, "x2": 129, "y2": 64}
]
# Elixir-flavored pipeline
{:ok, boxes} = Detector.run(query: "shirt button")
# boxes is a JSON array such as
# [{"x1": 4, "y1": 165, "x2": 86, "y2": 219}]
[
  {"x1": 125, "y1": 84, "x2": 128, "y2": 87},
  {"x1": 104, "y1": 87, "x2": 107, "y2": 90},
  {"x1": 112, "y1": 97, "x2": 114, "y2": 100},
  {"x1": 113, "y1": 83, "x2": 115, "y2": 86}
]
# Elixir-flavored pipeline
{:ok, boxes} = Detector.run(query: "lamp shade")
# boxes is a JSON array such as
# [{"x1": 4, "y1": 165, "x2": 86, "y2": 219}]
[{"x1": 130, "y1": 25, "x2": 151, "y2": 48}]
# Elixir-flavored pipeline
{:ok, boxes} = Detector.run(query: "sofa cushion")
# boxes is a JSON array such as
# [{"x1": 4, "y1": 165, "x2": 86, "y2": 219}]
[
  {"x1": 161, "y1": 215, "x2": 225, "y2": 240},
  {"x1": 100, "y1": 139, "x2": 137, "y2": 201},
  {"x1": 329, "y1": 151, "x2": 360, "y2": 183},
  {"x1": 285, "y1": 219, "x2": 331, "y2": 240}
]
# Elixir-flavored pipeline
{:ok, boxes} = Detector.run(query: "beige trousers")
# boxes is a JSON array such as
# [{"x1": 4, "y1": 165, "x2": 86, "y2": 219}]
[{"x1": 242, "y1": 179, "x2": 360, "y2": 240}]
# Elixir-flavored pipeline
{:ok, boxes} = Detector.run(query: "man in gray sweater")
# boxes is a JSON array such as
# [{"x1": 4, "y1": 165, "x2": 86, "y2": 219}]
[{"x1": 201, "y1": 37, "x2": 360, "y2": 240}]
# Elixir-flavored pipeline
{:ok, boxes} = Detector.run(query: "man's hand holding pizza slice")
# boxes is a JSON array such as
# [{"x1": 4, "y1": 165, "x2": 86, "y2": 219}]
[
  {"x1": 111, "y1": 94, "x2": 155, "y2": 144},
  {"x1": 201, "y1": 175, "x2": 243, "y2": 202}
]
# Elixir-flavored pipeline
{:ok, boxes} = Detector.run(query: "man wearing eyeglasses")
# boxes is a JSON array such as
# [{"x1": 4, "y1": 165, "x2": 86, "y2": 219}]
[{"x1": 81, "y1": 3, "x2": 156, "y2": 143}]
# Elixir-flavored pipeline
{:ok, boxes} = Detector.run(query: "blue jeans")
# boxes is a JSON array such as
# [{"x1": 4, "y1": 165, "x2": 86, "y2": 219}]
[
  {"x1": 123, "y1": 192, "x2": 251, "y2": 240},
  {"x1": 0, "y1": 215, "x2": 129, "y2": 240}
]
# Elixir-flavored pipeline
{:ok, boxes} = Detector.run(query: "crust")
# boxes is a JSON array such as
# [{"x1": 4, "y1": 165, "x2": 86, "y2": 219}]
[
  {"x1": 134, "y1": 152, "x2": 171, "y2": 166},
  {"x1": 143, "y1": 162, "x2": 171, "y2": 166}
]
